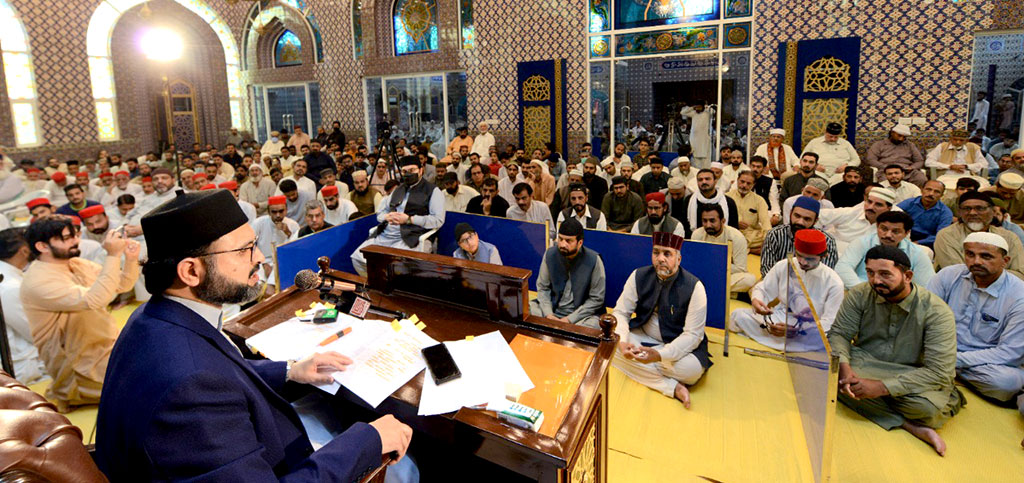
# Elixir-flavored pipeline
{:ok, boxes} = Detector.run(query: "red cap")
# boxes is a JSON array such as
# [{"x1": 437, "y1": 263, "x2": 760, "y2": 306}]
[
  {"x1": 199, "y1": 183, "x2": 217, "y2": 191},
  {"x1": 141, "y1": 176, "x2": 152, "y2": 182},
  {"x1": 25, "y1": 167, "x2": 40, "y2": 174},
  {"x1": 321, "y1": 185, "x2": 339, "y2": 196},
  {"x1": 69, "y1": 216, "x2": 81, "y2": 226},
  {"x1": 78, "y1": 204, "x2": 106, "y2": 219},
  {"x1": 268, "y1": 195, "x2": 287, "y2": 206},
  {"x1": 114, "y1": 170, "x2": 130, "y2": 177},
  {"x1": 218, "y1": 180, "x2": 238, "y2": 190},
  {"x1": 99, "y1": 172, "x2": 113, "y2": 179},
  {"x1": 192, "y1": 173, "x2": 208, "y2": 181},
  {"x1": 645, "y1": 192, "x2": 666, "y2": 204},
  {"x1": 51, "y1": 172, "x2": 66, "y2": 182},
  {"x1": 26, "y1": 198, "x2": 50, "y2": 209},
  {"x1": 652, "y1": 231, "x2": 684, "y2": 251},
  {"x1": 794, "y1": 229, "x2": 828, "y2": 255},
  {"x1": 75, "y1": 171, "x2": 89, "y2": 179}
]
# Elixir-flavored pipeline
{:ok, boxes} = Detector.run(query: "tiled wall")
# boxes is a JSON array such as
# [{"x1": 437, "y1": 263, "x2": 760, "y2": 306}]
[{"x1": 749, "y1": 0, "x2": 999, "y2": 153}]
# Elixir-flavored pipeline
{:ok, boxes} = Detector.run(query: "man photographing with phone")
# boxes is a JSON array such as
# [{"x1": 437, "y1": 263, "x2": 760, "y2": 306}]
[{"x1": 95, "y1": 190, "x2": 414, "y2": 481}]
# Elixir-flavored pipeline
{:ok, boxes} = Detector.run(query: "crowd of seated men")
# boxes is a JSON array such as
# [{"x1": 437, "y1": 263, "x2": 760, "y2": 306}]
[{"x1": 0, "y1": 117, "x2": 1021, "y2": 481}]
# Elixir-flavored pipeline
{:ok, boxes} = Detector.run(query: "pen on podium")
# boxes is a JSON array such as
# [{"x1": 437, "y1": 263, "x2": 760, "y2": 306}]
[{"x1": 318, "y1": 327, "x2": 352, "y2": 346}]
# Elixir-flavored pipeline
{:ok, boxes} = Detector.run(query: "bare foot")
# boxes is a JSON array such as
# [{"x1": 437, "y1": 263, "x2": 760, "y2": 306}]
[
  {"x1": 673, "y1": 383, "x2": 691, "y2": 409},
  {"x1": 901, "y1": 421, "x2": 946, "y2": 456}
]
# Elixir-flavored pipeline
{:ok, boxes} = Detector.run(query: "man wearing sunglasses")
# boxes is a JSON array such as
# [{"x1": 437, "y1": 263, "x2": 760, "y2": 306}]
[{"x1": 96, "y1": 190, "x2": 412, "y2": 481}]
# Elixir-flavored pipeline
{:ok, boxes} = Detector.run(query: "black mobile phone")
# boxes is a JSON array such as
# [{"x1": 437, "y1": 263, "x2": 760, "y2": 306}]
[{"x1": 421, "y1": 343, "x2": 461, "y2": 385}]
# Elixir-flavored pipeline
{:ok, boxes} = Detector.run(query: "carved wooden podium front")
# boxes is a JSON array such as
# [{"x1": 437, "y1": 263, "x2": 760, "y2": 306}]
[{"x1": 225, "y1": 246, "x2": 615, "y2": 482}]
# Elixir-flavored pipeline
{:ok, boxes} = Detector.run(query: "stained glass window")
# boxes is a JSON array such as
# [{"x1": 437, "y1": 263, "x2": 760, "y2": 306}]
[
  {"x1": 87, "y1": 0, "x2": 246, "y2": 140},
  {"x1": 614, "y1": 0, "x2": 720, "y2": 30},
  {"x1": 353, "y1": 0, "x2": 364, "y2": 58},
  {"x1": 393, "y1": 0, "x2": 438, "y2": 56},
  {"x1": 459, "y1": 0, "x2": 474, "y2": 49},
  {"x1": 0, "y1": 0, "x2": 41, "y2": 146},
  {"x1": 275, "y1": 30, "x2": 303, "y2": 67}
]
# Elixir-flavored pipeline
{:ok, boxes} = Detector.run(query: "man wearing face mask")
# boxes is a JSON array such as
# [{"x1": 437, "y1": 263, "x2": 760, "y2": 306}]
[
  {"x1": 760, "y1": 196, "x2": 840, "y2": 277},
  {"x1": 730, "y1": 229, "x2": 844, "y2": 351},
  {"x1": 611, "y1": 231, "x2": 712, "y2": 409},
  {"x1": 261, "y1": 130, "x2": 285, "y2": 157},
  {"x1": 935, "y1": 191, "x2": 1024, "y2": 280},
  {"x1": 351, "y1": 156, "x2": 445, "y2": 276}
]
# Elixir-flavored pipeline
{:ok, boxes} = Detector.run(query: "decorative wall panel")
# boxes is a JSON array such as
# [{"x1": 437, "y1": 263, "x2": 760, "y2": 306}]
[{"x1": 614, "y1": 26, "x2": 718, "y2": 57}]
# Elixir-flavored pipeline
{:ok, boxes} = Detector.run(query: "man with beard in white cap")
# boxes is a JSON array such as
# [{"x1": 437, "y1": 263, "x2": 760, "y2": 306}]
[
  {"x1": 927, "y1": 231, "x2": 1024, "y2": 441},
  {"x1": 934, "y1": 191, "x2": 1024, "y2": 280},
  {"x1": 818, "y1": 185, "x2": 898, "y2": 254},
  {"x1": 866, "y1": 124, "x2": 926, "y2": 187},
  {"x1": 754, "y1": 128, "x2": 799, "y2": 179}
]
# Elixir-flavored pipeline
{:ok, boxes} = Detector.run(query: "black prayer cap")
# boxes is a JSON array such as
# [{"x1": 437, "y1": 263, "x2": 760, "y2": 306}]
[
  {"x1": 454, "y1": 222, "x2": 475, "y2": 241},
  {"x1": 142, "y1": 190, "x2": 249, "y2": 261},
  {"x1": 826, "y1": 122, "x2": 843, "y2": 135},
  {"x1": 398, "y1": 155, "x2": 420, "y2": 167},
  {"x1": 558, "y1": 218, "x2": 584, "y2": 239},
  {"x1": 958, "y1": 190, "x2": 992, "y2": 207}
]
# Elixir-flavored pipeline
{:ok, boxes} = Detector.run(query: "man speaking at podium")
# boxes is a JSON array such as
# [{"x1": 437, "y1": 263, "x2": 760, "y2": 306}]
[
  {"x1": 95, "y1": 189, "x2": 412, "y2": 481},
  {"x1": 352, "y1": 155, "x2": 446, "y2": 276}
]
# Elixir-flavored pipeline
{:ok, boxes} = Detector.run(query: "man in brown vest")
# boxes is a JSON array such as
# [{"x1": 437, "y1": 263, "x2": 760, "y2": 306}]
[{"x1": 348, "y1": 170, "x2": 382, "y2": 219}]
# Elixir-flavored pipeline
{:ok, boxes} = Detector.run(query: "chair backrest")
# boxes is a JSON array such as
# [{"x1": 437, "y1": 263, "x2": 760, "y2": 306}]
[{"x1": 0, "y1": 371, "x2": 107, "y2": 483}]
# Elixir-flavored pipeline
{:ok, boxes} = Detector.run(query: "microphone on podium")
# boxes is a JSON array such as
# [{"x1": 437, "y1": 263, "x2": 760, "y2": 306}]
[{"x1": 293, "y1": 269, "x2": 404, "y2": 321}]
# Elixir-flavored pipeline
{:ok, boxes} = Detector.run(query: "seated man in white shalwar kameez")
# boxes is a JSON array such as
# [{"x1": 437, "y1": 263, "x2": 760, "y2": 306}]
[
  {"x1": 611, "y1": 231, "x2": 712, "y2": 408},
  {"x1": 730, "y1": 228, "x2": 845, "y2": 352}
]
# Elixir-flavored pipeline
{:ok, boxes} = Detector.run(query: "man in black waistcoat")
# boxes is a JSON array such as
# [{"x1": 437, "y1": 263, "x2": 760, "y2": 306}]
[
  {"x1": 529, "y1": 219, "x2": 606, "y2": 327},
  {"x1": 351, "y1": 156, "x2": 445, "y2": 276},
  {"x1": 611, "y1": 231, "x2": 712, "y2": 408}
]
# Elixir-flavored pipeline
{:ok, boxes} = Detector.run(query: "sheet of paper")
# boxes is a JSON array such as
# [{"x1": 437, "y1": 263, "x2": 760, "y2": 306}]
[
  {"x1": 332, "y1": 319, "x2": 437, "y2": 408},
  {"x1": 417, "y1": 331, "x2": 534, "y2": 416}
]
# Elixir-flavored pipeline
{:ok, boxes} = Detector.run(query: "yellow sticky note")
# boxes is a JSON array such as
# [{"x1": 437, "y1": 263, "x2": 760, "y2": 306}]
[
  {"x1": 309, "y1": 302, "x2": 317, "y2": 309},
  {"x1": 323, "y1": 302, "x2": 336, "y2": 309},
  {"x1": 391, "y1": 320, "x2": 401, "y2": 332},
  {"x1": 415, "y1": 321, "x2": 426, "y2": 331},
  {"x1": 409, "y1": 314, "x2": 420, "y2": 323},
  {"x1": 294, "y1": 309, "x2": 306, "y2": 317},
  {"x1": 466, "y1": 335, "x2": 475, "y2": 341}
]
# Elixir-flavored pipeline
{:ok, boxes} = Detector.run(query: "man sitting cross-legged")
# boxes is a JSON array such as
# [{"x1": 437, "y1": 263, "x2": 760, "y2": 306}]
[
  {"x1": 827, "y1": 245, "x2": 964, "y2": 456},
  {"x1": 610, "y1": 232, "x2": 712, "y2": 409}
]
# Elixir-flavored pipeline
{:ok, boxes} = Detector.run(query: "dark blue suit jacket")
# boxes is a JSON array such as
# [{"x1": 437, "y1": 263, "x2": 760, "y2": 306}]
[{"x1": 95, "y1": 296, "x2": 382, "y2": 482}]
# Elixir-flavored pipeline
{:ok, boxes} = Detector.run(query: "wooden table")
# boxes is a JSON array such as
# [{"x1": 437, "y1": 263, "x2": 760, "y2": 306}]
[{"x1": 225, "y1": 246, "x2": 615, "y2": 482}]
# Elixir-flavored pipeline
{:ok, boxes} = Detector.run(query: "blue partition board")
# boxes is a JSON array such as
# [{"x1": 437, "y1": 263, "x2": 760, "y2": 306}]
[
  {"x1": 275, "y1": 215, "x2": 379, "y2": 290},
  {"x1": 435, "y1": 212, "x2": 548, "y2": 290},
  {"x1": 581, "y1": 229, "x2": 730, "y2": 329}
]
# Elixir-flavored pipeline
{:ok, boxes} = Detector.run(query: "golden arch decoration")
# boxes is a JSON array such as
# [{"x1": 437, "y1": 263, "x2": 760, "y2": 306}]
[
  {"x1": 523, "y1": 106, "x2": 551, "y2": 153},
  {"x1": 801, "y1": 98, "x2": 849, "y2": 148},
  {"x1": 804, "y1": 56, "x2": 851, "y2": 92},
  {"x1": 522, "y1": 75, "x2": 551, "y2": 102}
]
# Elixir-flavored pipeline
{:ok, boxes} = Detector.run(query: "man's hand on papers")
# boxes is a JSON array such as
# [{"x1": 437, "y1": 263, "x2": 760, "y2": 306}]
[
  {"x1": 369, "y1": 415, "x2": 413, "y2": 464},
  {"x1": 287, "y1": 351, "x2": 352, "y2": 385}
]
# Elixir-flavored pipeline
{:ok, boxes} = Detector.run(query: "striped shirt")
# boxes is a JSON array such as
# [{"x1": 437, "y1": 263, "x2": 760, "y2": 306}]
[{"x1": 759, "y1": 224, "x2": 840, "y2": 277}]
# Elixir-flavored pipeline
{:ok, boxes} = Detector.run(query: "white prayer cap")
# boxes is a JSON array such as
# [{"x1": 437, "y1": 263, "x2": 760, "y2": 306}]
[
  {"x1": 964, "y1": 231, "x2": 1009, "y2": 252},
  {"x1": 677, "y1": 156, "x2": 691, "y2": 165},
  {"x1": 867, "y1": 186, "x2": 896, "y2": 205},
  {"x1": 997, "y1": 172, "x2": 1024, "y2": 190},
  {"x1": 569, "y1": 168, "x2": 584, "y2": 178},
  {"x1": 668, "y1": 177, "x2": 686, "y2": 190},
  {"x1": 198, "y1": 152, "x2": 210, "y2": 158},
  {"x1": 891, "y1": 124, "x2": 912, "y2": 136},
  {"x1": 710, "y1": 162, "x2": 725, "y2": 169},
  {"x1": 769, "y1": 128, "x2": 786, "y2": 136},
  {"x1": 619, "y1": 161, "x2": 634, "y2": 168}
]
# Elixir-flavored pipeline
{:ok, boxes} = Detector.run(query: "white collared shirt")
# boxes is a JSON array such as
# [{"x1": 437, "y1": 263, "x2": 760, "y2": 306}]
[{"x1": 165, "y1": 295, "x2": 240, "y2": 354}]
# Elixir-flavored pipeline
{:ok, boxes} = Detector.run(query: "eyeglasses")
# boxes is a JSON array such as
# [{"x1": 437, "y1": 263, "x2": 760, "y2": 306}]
[
  {"x1": 198, "y1": 237, "x2": 259, "y2": 262},
  {"x1": 960, "y1": 205, "x2": 991, "y2": 213}
]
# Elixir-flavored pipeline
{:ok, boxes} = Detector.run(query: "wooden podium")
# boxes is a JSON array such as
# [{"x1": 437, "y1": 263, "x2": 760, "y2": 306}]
[{"x1": 224, "y1": 246, "x2": 615, "y2": 482}]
